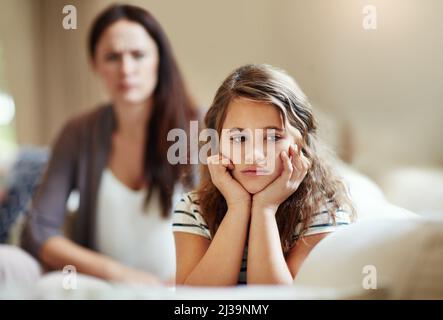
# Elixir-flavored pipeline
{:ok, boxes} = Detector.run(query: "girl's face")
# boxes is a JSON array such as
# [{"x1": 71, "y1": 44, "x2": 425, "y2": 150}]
[
  {"x1": 220, "y1": 97, "x2": 301, "y2": 194},
  {"x1": 93, "y1": 20, "x2": 159, "y2": 106}
]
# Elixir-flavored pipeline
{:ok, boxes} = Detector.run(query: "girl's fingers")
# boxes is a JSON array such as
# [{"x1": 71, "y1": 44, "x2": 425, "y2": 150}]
[
  {"x1": 289, "y1": 144, "x2": 310, "y2": 183},
  {"x1": 291, "y1": 145, "x2": 303, "y2": 171},
  {"x1": 207, "y1": 154, "x2": 234, "y2": 170},
  {"x1": 280, "y1": 150, "x2": 293, "y2": 180},
  {"x1": 289, "y1": 145, "x2": 302, "y2": 177},
  {"x1": 297, "y1": 144, "x2": 311, "y2": 170},
  {"x1": 220, "y1": 154, "x2": 234, "y2": 170},
  {"x1": 206, "y1": 155, "x2": 218, "y2": 168},
  {"x1": 207, "y1": 154, "x2": 234, "y2": 188},
  {"x1": 302, "y1": 155, "x2": 311, "y2": 170},
  {"x1": 207, "y1": 154, "x2": 218, "y2": 164}
]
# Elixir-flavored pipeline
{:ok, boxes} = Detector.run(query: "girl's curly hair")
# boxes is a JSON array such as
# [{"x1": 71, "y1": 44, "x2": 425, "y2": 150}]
[{"x1": 197, "y1": 64, "x2": 356, "y2": 255}]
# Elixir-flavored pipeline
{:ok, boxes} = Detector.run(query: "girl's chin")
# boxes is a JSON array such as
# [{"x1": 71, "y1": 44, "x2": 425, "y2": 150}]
[{"x1": 239, "y1": 181, "x2": 271, "y2": 195}]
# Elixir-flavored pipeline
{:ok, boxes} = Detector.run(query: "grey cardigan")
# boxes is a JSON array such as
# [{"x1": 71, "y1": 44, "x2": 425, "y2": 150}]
[{"x1": 22, "y1": 105, "x2": 117, "y2": 259}]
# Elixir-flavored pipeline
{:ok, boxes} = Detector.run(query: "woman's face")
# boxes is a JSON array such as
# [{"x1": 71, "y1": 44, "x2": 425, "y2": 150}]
[
  {"x1": 220, "y1": 97, "x2": 301, "y2": 194},
  {"x1": 93, "y1": 19, "x2": 159, "y2": 106}
]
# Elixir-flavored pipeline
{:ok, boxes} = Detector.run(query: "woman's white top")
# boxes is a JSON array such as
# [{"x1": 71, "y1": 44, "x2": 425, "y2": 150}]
[{"x1": 95, "y1": 168, "x2": 180, "y2": 281}]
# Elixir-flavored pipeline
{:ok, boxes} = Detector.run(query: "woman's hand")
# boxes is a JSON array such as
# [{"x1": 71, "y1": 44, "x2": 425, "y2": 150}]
[
  {"x1": 252, "y1": 144, "x2": 311, "y2": 213},
  {"x1": 207, "y1": 154, "x2": 251, "y2": 208},
  {"x1": 106, "y1": 260, "x2": 163, "y2": 286}
]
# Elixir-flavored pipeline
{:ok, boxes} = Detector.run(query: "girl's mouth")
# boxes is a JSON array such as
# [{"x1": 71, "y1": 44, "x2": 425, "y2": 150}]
[{"x1": 241, "y1": 167, "x2": 271, "y2": 176}]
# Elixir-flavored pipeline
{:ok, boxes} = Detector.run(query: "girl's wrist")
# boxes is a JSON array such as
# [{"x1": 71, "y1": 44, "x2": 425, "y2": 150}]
[
  {"x1": 227, "y1": 203, "x2": 251, "y2": 214},
  {"x1": 251, "y1": 200, "x2": 279, "y2": 216},
  {"x1": 227, "y1": 199, "x2": 252, "y2": 213},
  {"x1": 226, "y1": 195, "x2": 252, "y2": 210}
]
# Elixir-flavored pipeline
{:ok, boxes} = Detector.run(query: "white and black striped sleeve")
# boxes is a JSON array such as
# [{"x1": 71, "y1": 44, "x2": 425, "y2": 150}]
[
  {"x1": 172, "y1": 192, "x2": 211, "y2": 240},
  {"x1": 292, "y1": 202, "x2": 353, "y2": 241}
]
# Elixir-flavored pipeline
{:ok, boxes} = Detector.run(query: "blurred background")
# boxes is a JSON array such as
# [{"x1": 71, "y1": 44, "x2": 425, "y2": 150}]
[{"x1": 0, "y1": 0, "x2": 442, "y2": 216}]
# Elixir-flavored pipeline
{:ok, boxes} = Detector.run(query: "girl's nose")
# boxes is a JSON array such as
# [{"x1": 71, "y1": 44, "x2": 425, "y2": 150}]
[{"x1": 244, "y1": 141, "x2": 267, "y2": 165}]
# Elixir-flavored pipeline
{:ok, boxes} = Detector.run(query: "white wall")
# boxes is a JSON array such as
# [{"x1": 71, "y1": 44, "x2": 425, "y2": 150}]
[
  {"x1": 0, "y1": 0, "x2": 43, "y2": 145},
  {"x1": 1, "y1": 0, "x2": 442, "y2": 184}
]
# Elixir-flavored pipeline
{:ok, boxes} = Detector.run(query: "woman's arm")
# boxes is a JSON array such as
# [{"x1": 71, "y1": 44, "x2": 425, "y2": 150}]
[
  {"x1": 247, "y1": 205, "x2": 328, "y2": 284},
  {"x1": 174, "y1": 203, "x2": 250, "y2": 286},
  {"x1": 21, "y1": 119, "x2": 160, "y2": 285},
  {"x1": 21, "y1": 120, "x2": 78, "y2": 258},
  {"x1": 41, "y1": 236, "x2": 161, "y2": 284}
]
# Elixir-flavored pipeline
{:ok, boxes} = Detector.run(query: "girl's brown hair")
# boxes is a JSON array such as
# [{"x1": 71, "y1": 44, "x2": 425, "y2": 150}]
[{"x1": 197, "y1": 64, "x2": 355, "y2": 254}]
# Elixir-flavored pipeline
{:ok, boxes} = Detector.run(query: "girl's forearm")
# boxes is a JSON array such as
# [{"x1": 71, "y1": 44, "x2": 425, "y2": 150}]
[
  {"x1": 247, "y1": 205, "x2": 293, "y2": 284},
  {"x1": 183, "y1": 204, "x2": 250, "y2": 286}
]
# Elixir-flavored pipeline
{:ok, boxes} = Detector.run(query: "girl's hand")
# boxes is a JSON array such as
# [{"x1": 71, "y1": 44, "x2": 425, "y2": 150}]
[
  {"x1": 252, "y1": 144, "x2": 311, "y2": 213},
  {"x1": 207, "y1": 154, "x2": 251, "y2": 208}
]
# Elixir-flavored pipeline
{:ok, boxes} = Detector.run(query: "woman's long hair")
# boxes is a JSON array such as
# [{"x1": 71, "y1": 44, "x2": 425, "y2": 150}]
[
  {"x1": 89, "y1": 4, "x2": 198, "y2": 217},
  {"x1": 198, "y1": 64, "x2": 355, "y2": 254}
]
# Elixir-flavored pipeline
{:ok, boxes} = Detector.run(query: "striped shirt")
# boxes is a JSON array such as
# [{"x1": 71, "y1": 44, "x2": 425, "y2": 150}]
[{"x1": 172, "y1": 191, "x2": 352, "y2": 285}]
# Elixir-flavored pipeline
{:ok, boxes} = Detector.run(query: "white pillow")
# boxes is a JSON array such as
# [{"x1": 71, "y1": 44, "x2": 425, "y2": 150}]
[
  {"x1": 378, "y1": 166, "x2": 443, "y2": 218},
  {"x1": 337, "y1": 163, "x2": 418, "y2": 219},
  {"x1": 294, "y1": 217, "x2": 443, "y2": 299}
]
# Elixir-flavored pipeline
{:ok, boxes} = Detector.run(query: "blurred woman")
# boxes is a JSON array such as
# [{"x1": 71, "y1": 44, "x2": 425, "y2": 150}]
[{"x1": 18, "y1": 4, "x2": 197, "y2": 285}]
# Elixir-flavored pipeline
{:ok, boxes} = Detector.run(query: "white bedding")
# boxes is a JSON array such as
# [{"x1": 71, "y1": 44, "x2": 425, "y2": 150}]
[
  {"x1": 2, "y1": 165, "x2": 440, "y2": 300},
  {"x1": 0, "y1": 272, "x2": 385, "y2": 300}
]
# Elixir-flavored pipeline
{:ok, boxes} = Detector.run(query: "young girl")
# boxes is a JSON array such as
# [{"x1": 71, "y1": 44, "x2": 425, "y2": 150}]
[{"x1": 172, "y1": 64, "x2": 355, "y2": 286}]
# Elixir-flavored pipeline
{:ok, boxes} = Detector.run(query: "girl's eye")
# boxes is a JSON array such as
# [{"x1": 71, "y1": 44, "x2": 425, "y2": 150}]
[
  {"x1": 230, "y1": 135, "x2": 247, "y2": 143},
  {"x1": 266, "y1": 135, "x2": 281, "y2": 142}
]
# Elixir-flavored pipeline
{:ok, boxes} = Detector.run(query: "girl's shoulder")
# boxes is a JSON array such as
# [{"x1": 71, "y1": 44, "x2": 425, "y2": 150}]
[
  {"x1": 178, "y1": 191, "x2": 200, "y2": 206},
  {"x1": 293, "y1": 200, "x2": 354, "y2": 241},
  {"x1": 172, "y1": 191, "x2": 211, "y2": 240}
]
